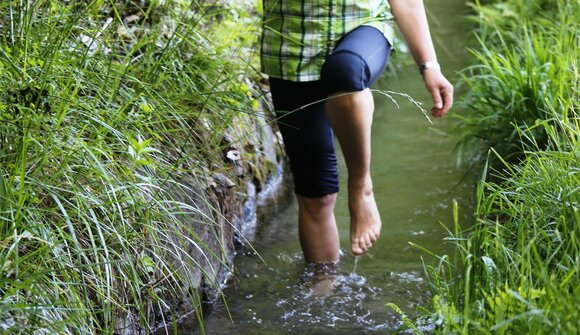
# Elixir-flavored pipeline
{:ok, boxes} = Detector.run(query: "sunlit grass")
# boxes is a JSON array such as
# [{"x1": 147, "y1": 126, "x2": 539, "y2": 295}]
[
  {"x1": 1, "y1": 0, "x2": 266, "y2": 333},
  {"x1": 454, "y1": 0, "x2": 578, "y2": 166},
  {"x1": 392, "y1": 0, "x2": 580, "y2": 334},
  {"x1": 425, "y1": 110, "x2": 579, "y2": 334}
]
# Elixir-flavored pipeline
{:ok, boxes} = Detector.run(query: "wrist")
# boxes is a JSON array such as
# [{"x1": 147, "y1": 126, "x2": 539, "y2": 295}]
[{"x1": 419, "y1": 61, "x2": 440, "y2": 75}]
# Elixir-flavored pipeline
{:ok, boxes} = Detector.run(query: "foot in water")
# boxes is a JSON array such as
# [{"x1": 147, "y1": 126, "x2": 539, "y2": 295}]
[
  {"x1": 310, "y1": 274, "x2": 337, "y2": 298},
  {"x1": 304, "y1": 263, "x2": 340, "y2": 298},
  {"x1": 349, "y1": 187, "x2": 382, "y2": 256}
]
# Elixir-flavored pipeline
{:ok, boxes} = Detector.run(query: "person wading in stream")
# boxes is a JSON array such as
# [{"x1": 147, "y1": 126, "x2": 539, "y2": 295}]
[{"x1": 261, "y1": 0, "x2": 453, "y2": 263}]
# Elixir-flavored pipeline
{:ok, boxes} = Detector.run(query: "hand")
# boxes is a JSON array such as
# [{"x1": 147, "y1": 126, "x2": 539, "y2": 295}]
[{"x1": 422, "y1": 69, "x2": 454, "y2": 117}]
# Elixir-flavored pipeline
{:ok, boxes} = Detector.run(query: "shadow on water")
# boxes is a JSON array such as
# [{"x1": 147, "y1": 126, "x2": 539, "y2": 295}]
[{"x1": 170, "y1": 0, "x2": 475, "y2": 333}]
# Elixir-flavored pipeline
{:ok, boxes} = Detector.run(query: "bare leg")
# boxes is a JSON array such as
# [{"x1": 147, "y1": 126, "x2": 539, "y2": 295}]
[
  {"x1": 297, "y1": 193, "x2": 340, "y2": 263},
  {"x1": 325, "y1": 89, "x2": 382, "y2": 256}
]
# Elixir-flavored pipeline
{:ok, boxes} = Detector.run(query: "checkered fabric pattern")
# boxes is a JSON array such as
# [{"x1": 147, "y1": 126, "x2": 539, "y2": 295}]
[{"x1": 261, "y1": 0, "x2": 395, "y2": 82}]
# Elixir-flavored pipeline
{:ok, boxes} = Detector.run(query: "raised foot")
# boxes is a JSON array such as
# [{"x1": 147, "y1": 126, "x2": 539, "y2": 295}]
[{"x1": 349, "y1": 189, "x2": 382, "y2": 256}]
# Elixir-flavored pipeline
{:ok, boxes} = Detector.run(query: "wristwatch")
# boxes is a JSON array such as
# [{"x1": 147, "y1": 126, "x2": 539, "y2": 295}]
[{"x1": 419, "y1": 61, "x2": 440, "y2": 75}]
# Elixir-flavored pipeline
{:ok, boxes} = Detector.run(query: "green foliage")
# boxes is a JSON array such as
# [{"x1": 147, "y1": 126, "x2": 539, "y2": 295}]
[
  {"x1": 427, "y1": 120, "x2": 580, "y2": 333},
  {"x1": 386, "y1": 303, "x2": 426, "y2": 335},
  {"x1": 470, "y1": 0, "x2": 557, "y2": 29},
  {"x1": 0, "y1": 0, "x2": 264, "y2": 333},
  {"x1": 455, "y1": 0, "x2": 579, "y2": 165},
  {"x1": 403, "y1": 1, "x2": 580, "y2": 334}
]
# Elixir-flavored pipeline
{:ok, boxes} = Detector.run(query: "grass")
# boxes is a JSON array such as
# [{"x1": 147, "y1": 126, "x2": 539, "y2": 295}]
[
  {"x1": 0, "y1": 0, "x2": 269, "y2": 333},
  {"x1": 390, "y1": 0, "x2": 580, "y2": 334},
  {"x1": 427, "y1": 111, "x2": 580, "y2": 334},
  {"x1": 454, "y1": 0, "x2": 578, "y2": 166}
]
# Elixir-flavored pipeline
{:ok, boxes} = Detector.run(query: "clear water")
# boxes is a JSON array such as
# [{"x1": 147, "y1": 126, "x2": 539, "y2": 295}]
[{"x1": 174, "y1": 0, "x2": 474, "y2": 333}]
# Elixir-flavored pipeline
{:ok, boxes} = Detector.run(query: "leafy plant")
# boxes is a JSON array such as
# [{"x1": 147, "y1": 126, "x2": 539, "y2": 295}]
[
  {"x1": 409, "y1": 1, "x2": 580, "y2": 334},
  {"x1": 0, "y1": 0, "x2": 267, "y2": 333},
  {"x1": 455, "y1": 0, "x2": 578, "y2": 167}
]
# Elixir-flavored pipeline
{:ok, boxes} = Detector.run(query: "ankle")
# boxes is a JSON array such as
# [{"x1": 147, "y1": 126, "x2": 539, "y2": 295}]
[{"x1": 348, "y1": 178, "x2": 373, "y2": 197}]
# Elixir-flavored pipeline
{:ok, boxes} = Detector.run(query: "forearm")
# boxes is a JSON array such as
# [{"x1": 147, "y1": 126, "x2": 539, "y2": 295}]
[
  {"x1": 389, "y1": 0, "x2": 453, "y2": 117},
  {"x1": 389, "y1": 0, "x2": 437, "y2": 66}
]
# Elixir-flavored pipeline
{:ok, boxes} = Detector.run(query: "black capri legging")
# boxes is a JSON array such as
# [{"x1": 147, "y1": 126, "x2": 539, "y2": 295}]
[{"x1": 269, "y1": 25, "x2": 392, "y2": 198}]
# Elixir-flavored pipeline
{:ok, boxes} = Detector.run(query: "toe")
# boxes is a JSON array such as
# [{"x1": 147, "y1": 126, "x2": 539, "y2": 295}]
[
  {"x1": 351, "y1": 238, "x2": 364, "y2": 256},
  {"x1": 363, "y1": 234, "x2": 372, "y2": 250},
  {"x1": 369, "y1": 231, "x2": 378, "y2": 243}
]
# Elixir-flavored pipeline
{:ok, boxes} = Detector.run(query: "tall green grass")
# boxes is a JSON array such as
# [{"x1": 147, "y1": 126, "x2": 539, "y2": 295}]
[
  {"x1": 424, "y1": 111, "x2": 579, "y2": 334},
  {"x1": 395, "y1": 1, "x2": 580, "y2": 334},
  {"x1": 455, "y1": 0, "x2": 578, "y2": 165},
  {"x1": 1, "y1": 0, "x2": 266, "y2": 333}
]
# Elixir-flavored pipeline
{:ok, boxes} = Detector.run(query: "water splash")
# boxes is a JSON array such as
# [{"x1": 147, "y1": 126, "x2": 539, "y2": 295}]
[
  {"x1": 271, "y1": 263, "x2": 396, "y2": 333},
  {"x1": 352, "y1": 255, "x2": 362, "y2": 274}
]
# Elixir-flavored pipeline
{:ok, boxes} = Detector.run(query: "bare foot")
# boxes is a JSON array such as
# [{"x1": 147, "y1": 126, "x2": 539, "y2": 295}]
[
  {"x1": 310, "y1": 274, "x2": 337, "y2": 298},
  {"x1": 349, "y1": 186, "x2": 382, "y2": 256},
  {"x1": 303, "y1": 262, "x2": 340, "y2": 298}
]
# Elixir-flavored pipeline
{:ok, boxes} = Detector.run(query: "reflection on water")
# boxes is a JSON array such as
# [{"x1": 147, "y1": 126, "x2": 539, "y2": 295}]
[{"x1": 173, "y1": 0, "x2": 474, "y2": 333}]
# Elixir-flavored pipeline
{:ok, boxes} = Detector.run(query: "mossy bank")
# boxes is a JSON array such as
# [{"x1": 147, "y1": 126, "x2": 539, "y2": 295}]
[{"x1": 0, "y1": 0, "x2": 282, "y2": 333}]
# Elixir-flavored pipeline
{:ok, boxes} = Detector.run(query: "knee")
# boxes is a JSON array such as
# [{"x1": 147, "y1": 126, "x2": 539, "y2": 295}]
[
  {"x1": 298, "y1": 193, "x2": 337, "y2": 217},
  {"x1": 320, "y1": 51, "x2": 369, "y2": 94}
]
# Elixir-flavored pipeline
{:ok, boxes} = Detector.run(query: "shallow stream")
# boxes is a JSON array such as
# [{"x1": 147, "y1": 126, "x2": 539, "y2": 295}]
[{"x1": 182, "y1": 0, "x2": 474, "y2": 333}]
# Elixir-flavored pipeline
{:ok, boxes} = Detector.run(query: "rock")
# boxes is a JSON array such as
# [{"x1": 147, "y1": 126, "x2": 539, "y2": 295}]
[{"x1": 212, "y1": 173, "x2": 236, "y2": 189}]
